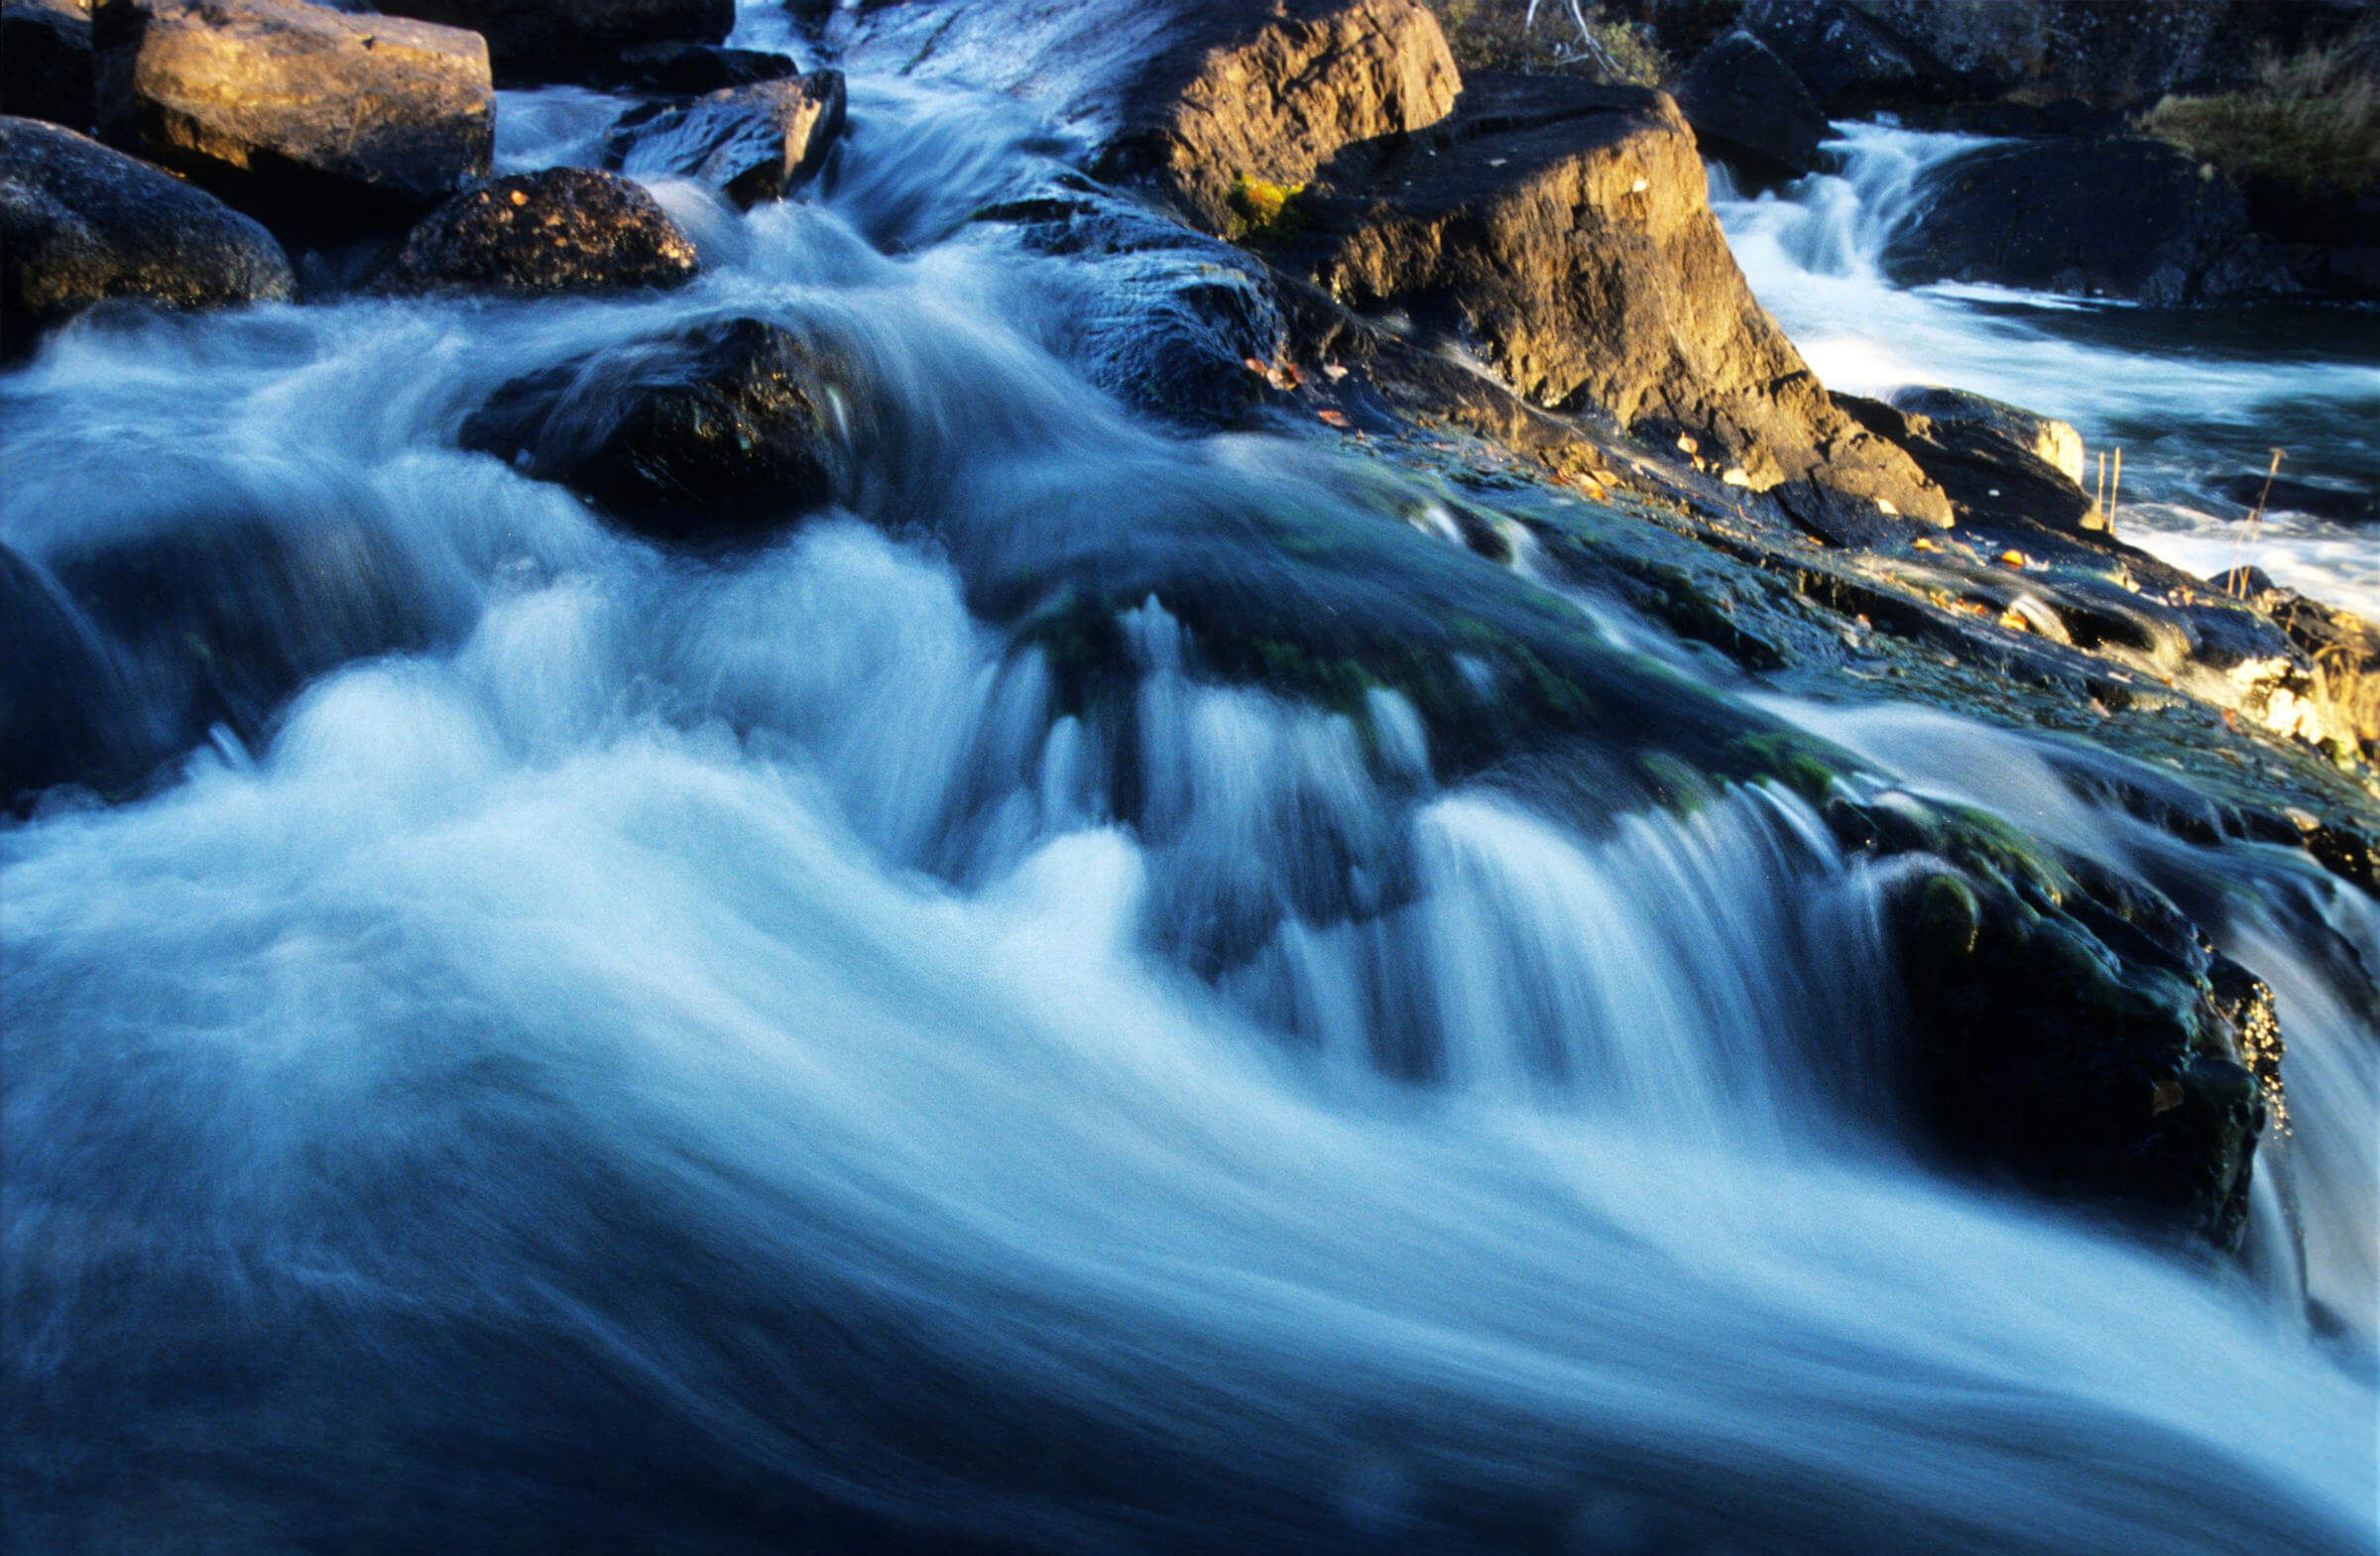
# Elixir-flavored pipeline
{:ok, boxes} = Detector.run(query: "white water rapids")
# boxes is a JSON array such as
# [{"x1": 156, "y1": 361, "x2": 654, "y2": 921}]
[
  {"x1": 1711, "y1": 121, "x2": 2380, "y2": 619},
  {"x1": 3, "y1": 57, "x2": 2376, "y2": 1556}
]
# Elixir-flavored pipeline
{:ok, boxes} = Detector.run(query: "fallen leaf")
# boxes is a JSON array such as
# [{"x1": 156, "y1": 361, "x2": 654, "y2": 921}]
[{"x1": 1317, "y1": 409, "x2": 1352, "y2": 428}]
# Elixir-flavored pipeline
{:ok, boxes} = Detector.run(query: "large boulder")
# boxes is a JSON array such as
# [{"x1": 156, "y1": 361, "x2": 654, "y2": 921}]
[
  {"x1": 92, "y1": 0, "x2": 492, "y2": 232},
  {"x1": 604, "y1": 70, "x2": 846, "y2": 208},
  {"x1": 1884, "y1": 136, "x2": 2292, "y2": 303},
  {"x1": 1730, "y1": 0, "x2": 1934, "y2": 113},
  {"x1": 1671, "y1": 28, "x2": 1832, "y2": 180},
  {"x1": 837, "y1": 0, "x2": 1462, "y2": 235},
  {"x1": 373, "y1": 0, "x2": 733, "y2": 83},
  {"x1": 0, "y1": 114, "x2": 293, "y2": 351},
  {"x1": 377, "y1": 168, "x2": 699, "y2": 295},
  {"x1": 458, "y1": 316, "x2": 856, "y2": 539},
  {"x1": 1294, "y1": 76, "x2": 1949, "y2": 522},
  {"x1": 3, "y1": 0, "x2": 94, "y2": 130}
]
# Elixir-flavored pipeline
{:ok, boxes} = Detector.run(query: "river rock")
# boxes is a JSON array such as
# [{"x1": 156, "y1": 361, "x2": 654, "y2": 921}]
[
  {"x1": 378, "y1": 168, "x2": 698, "y2": 295},
  {"x1": 1671, "y1": 29, "x2": 1831, "y2": 180},
  {"x1": 1297, "y1": 75, "x2": 1948, "y2": 524},
  {"x1": 92, "y1": 0, "x2": 493, "y2": 232},
  {"x1": 1886, "y1": 385, "x2": 2084, "y2": 484},
  {"x1": 1730, "y1": 0, "x2": 1931, "y2": 113},
  {"x1": 1834, "y1": 392, "x2": 2098, "y2": 543},
  {"x1": 374, "y1": 0, "x2": 733, "y2": 82},
  {"x1": 1863, "y1": 802, "x2": 2278, "y2": 1252},
  {"x1": 1884, "y1": 136, "x2": 2291, "y2": 304},
  {"x1": 837, "y1": 0, "x2": 1461, "y2": 236},
  {"x1": 0, "y1": 114, "x2": 294, "y2": 351},
  {"x1": 458, "y1": 315, "x2": 855, "y2": 539},
  {"x1": 605, "y1": 70, "x2": 846, "y2": 207},
  {"x1": 3, "y1": 0, "x2": 94, "y2": 130}
]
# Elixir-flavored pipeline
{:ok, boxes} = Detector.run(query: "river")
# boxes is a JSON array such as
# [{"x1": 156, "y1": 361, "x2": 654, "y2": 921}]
[
  {"x1": 2, "y1": 31, "x2": 2375, "y2": 1556},
  {"x1": 1711, "y1": 119, "x2": 2380, "y2": 619}
]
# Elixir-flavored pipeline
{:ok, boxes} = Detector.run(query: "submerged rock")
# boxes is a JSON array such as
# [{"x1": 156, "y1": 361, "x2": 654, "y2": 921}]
[
  {"x1": 0, "y1": 114, "x2": 294, "y2": 351},
  {"x1": 374, "y1": 0, "x2": 733, "y2": 83},
  {"x1": 1884, "y1": 137, "x2": 2291, "y2": 304},
  {"x1": 1672, "y1": 29, "x2": 1832, "y2": 180},
  {"x1": 0, "y1": 542, "x2": 129, "y2": 809},
  {"x1": 379, "y1": 168, "x2": 699, "y2": 295},
  {"x1": 605, "y1": 69, "x2": 846, "y2": 207},
  {"x1": 92, "y1": 0, "x2": 493, "y2": 233},
  {"x1": 838, "y1": 0, "x2": 1461, "y2": 235},
  {"x1": 458, "y1": 315, "x2": 855, "y2": 539},
  {"x1": 1296, "y1": 76, "x2": 1948, "y2": 523},
  {"x1": 1876, "y1": 808, "x2": 2279, "y2": 1252},
  {"x1": 3, "y1": 0, "x2": 95, "y2": 130}
]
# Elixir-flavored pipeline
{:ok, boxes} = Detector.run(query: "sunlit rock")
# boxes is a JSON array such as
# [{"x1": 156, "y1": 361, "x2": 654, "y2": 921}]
[
  {"x1": 92, "y1": 0, "x2": 493, "y2": 232},
  {"x1": 0, "y1": 113, "x2": 293, "y2": 351}
]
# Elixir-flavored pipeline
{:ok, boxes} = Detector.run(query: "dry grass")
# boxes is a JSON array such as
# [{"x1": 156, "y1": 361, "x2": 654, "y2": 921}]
[
  {"x1": 1426, "y1": 1, "x2": 1668, "y2": 85},
  {"x1": 2139, "y1": 45, "x2": 2380, "y2": 202}
]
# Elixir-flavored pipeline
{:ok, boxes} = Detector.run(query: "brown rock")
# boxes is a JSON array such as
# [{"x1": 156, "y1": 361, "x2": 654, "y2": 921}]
[
  {"x1": 1301, "y1": 76, "x2": 1948, "y2": 520},
  {"x1": 1, "y1": 113, "x2": 294, "y2": 352},
  {"x1": 378, "y1": 168, "x2": 698, "y2": 295},
  {"x1": 839, "y1": 0, "x2": 1461, "y2": 234},
  {"x1": 93, "y1": 0, "x2": 493, "y2": 231},
  {"x1": 606, "y1": 69, "x2": 846, "y2": 207}
]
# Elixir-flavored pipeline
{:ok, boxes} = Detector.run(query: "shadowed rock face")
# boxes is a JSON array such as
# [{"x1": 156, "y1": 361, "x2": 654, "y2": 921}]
[
  {"x1": 1295, "y1": 76, "x2": 1948, "y2": 523},
  {"x1": 2, "y1": 0, "x2": 95, "y2": 130},
  {"x1": 374, "y1": 0, "x2": 733, "y2": 82},
  {"x1": 1672, "y1": 28, "x2": 1831, "y2": 180},
  {"x1": 1884, "y1": 137, "x2": 2292, "y2": 304},
  {"x1": 379, "y1": 168, "x2": 699, "y2": 295},
  {"x1": 93, "y1": 0, "x2": 493, "y2": 232},
  {"x1": 0, "y1": 113, "x2": 293, "y2": 350},
  {"x1": 837, "y1": 0, "x2": 1461, "y2": 234}
]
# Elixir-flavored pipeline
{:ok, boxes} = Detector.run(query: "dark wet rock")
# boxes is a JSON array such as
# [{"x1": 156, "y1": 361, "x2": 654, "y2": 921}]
[
  {"x1": 458, "y1": 315, "x2": 854, "y2": 539},
  {"x1": 836, "y1": 0, "x2": 1461, "y2": 236},
  {"x1": 1671, "y1": 29, "x2": 1831, "y2": 180},
  {"x1": 2210, "y1": 472, "x2": 2378, "y2": 527},
  {"x1": 1883, "y1": 137, "x2": 2291, "y2": 304},
  {"x1": 3, "y1": 0, "x2": 95, "y2": 130},
  {"x1": 975, "y1": 184, "x2": 1287, "y2": 429},
  {"x1": 1766, "y1": 477, "x2": 1925, "y2": 549},
  {"x1": 92, "y1": 0, "x2": 493, "y2": 233},
  {"x1": 1731, "y1": 0, "x2": 1932, "y2": 113},
  {"x1": 605, "y1": 69, "x2": 845, "y2": 207},
  {"x1": 1834, "y1": 392, "x2": 2097, "y2": 541},
  {"x1": 1866, "y1": 798, "x2": 2277, "y2": 1252},
  {"x1": 1295, "y1": 76, "x2": 1948, "y2": 524},
  {"x1": 1885, "y1": 386, "x2": 2083, "y2": 485},
  {"x1": 378, "y1": 168, "x2": 698, "y2": 295},
  {"x1": 0, "y1": 114, "x2": 294, "y2": 352},
  {"x1": 373, "y1": 0, "x2": 733, "y2": 83},
  {"x1": 0, "y1": 542, "x2": 130, "y2": 809},
  {"x1": 603, "y1": 41, "x2": 796, "y2": 95}
]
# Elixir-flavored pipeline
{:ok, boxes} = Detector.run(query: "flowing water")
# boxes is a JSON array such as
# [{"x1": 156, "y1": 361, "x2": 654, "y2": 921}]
[
  {"x1": 1711, "y1": 121, "x2": 2380, "y2": 618},
  {"x1": 3, "y1": 54, "x2": 2377, "y2": 1556}
]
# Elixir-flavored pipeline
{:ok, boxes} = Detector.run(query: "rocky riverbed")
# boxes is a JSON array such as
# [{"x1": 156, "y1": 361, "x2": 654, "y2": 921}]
[{"x1": 3, "y1": 2, "x2": 2375, "y2": 1552}]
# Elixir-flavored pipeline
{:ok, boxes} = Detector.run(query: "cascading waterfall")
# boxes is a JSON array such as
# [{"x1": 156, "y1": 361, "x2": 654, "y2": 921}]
[
  {"x1": 4, "y1": 57, "x2": 2376, "y2": 1556},
  {"x1": 1710, "y1": 121, "x2": 2380, "y2": 618}
]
